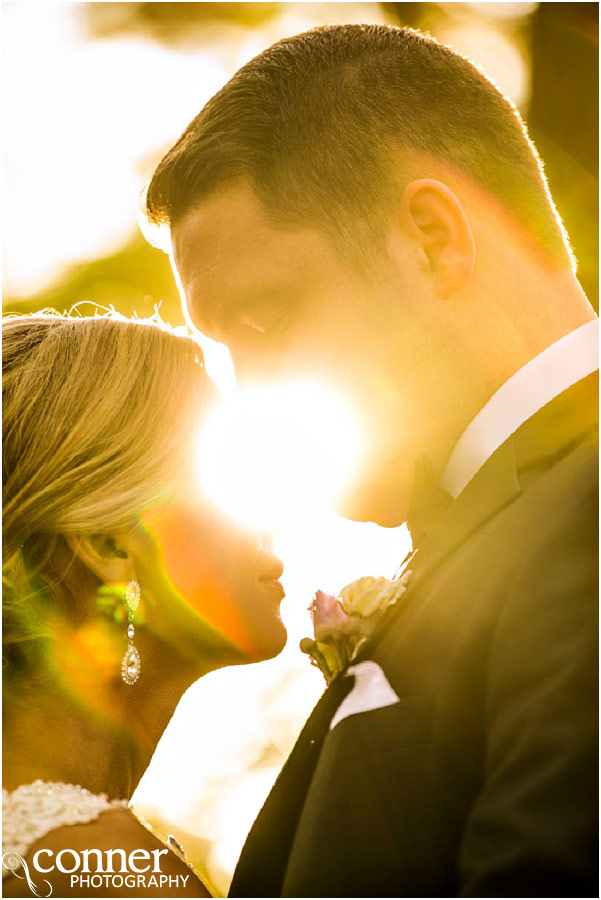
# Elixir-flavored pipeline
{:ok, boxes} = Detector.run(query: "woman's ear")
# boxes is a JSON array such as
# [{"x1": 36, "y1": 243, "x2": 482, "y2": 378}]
[
  {"x1": 400, "y1": 178, "x2": 476, "y2": 296},
  {"x1": 64, "y1": 531, "x2": 136, "y2": 586}
]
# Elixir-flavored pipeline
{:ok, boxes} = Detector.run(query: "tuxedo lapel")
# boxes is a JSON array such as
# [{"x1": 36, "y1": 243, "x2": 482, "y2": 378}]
[{"x1": 228, "y1": 674, "x2": 354, "y2": 897}]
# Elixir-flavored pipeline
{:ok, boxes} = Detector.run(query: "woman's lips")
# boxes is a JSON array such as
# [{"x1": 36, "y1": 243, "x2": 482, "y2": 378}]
[
  {"x1": 261, "y1": 580, "x2": 285, "y2": 600},
  {"x1": 258, "y1": 560, "x2": 284, "y2": 584},
  {"x1": 257, "y1": 554, "x2": 285, "y2": 599},
  {"x1": 258, "y1": 564, "x2": 285, "y2": 600}
]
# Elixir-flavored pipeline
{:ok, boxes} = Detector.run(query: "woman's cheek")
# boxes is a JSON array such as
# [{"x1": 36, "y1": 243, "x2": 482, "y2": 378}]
[{"x1": 140, "y1": 504, "x2": 258, "y2": 655}]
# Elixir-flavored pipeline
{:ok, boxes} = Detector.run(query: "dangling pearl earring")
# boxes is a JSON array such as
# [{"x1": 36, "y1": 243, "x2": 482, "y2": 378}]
[{"x1": 121, "y1": 580, "x2": 141, "y2": 685}]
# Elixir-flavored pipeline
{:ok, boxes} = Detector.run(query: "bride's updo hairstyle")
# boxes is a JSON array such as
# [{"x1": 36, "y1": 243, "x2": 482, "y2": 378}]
[{"x1": 2, "y1": 311, "x2": 205, "y2": 691}]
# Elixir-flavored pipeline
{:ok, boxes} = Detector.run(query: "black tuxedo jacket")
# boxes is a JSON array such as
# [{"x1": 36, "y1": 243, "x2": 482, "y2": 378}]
[{"x1": 229, "y1": 375, "x2": 598, "y2": 898}]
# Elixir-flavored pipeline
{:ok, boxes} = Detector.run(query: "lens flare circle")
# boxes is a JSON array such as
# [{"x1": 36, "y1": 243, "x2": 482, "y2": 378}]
[{"x1": 197, "y1": 379, "x2": 362, "y2": 531}]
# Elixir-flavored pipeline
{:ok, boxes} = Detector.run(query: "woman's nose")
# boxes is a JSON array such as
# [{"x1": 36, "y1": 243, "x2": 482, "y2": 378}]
[
  {"x1": 256, "y1": 533, "x2": 283, "y2": 576},
  {"x1": 257, "y1": 533, "x2": 275, "y2": 554}
]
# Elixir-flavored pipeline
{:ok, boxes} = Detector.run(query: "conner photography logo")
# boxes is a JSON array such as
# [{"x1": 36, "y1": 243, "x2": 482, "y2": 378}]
[{"x1": 2, "y1": 847, "x2": 192, "y2": 896}]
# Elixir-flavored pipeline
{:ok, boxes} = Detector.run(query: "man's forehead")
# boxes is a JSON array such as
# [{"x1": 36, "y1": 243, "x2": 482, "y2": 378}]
[
  {"x1": 171, "y1": 185, "x2": 264, "y2": 275},
  {"x1": 170, "y1": 186, "x2": 318, "y2": 339},
  {"x1": 171, "y1": 184, "x2": 341, "y2": 295}
]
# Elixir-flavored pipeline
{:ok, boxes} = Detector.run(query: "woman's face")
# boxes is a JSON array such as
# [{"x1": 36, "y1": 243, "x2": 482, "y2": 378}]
[
  {"x1": 133, "y1": 467, "x2": 288, "y2": 667},
  {"x1": 44, "y1": 453, "x2": 286, "y2": 756}
]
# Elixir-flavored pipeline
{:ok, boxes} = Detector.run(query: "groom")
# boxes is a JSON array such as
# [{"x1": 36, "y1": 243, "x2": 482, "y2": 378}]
[{"x1": 146, "y1": 25, "x2": 598, "y2": 897}]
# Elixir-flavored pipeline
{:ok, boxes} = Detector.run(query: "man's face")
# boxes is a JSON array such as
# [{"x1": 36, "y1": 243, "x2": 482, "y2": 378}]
[{"x1": 171, "y1": 182, "x2": 444, "y2": 525}]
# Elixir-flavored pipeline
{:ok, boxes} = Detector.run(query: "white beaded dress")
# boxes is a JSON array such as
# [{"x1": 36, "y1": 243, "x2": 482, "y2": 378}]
[{"x1": 2, "y1": 780, "x2": 128, "y2": 877}]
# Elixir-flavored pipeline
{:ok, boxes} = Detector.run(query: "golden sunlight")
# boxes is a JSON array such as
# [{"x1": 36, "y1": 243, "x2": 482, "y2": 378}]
[{"x1": 196, "y1": 378, "x2": 364, "y2": 532}]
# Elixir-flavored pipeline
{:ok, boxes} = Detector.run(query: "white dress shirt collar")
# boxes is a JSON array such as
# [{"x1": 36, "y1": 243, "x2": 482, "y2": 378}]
[{"x1": 441, "y1": 319, "x2": 599, "y2": 499}]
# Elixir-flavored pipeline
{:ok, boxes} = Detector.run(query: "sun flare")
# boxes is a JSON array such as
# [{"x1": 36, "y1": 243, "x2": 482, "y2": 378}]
[{"x1": 196, "y1": 378, "x2": 364, "y2": 532}]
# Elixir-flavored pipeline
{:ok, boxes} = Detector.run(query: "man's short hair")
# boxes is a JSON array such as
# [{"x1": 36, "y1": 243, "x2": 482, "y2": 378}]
[{"x1": 146, "y1": 23, "x2": 574, "y2": 269}]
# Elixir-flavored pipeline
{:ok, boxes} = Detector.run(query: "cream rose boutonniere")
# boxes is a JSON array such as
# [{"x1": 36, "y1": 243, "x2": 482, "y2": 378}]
[
  {"x1": 300, "y1": 571, "x2": 412, "y2": 683},
  {"x1": 339, "y1": 575, "x2": 411, "y2": 617}
]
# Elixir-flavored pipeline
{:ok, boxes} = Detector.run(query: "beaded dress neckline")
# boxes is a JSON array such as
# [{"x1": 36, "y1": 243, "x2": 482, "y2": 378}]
[{"x1": 2, "y1": 780, "x2": 128, "y2": 876}]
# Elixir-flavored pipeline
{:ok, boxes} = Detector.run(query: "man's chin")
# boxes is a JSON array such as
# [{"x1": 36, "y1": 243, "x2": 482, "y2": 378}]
[{"x1": 335, "y1": 483, "x2": 410, "y2": 528}]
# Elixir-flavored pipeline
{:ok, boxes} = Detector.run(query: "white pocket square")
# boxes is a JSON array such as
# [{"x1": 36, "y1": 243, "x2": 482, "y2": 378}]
[{"x1": 330, "y1": 660, "x2": 400, "y2": 730}]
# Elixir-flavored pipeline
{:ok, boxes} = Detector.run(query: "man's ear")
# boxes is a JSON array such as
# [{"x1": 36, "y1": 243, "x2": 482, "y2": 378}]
[
  {"x1": 64, "y1": 531, "x2": 136, "y2": 586},
  {"x1": 400, "y1": 179, "x2": 476, "y2": 296}
]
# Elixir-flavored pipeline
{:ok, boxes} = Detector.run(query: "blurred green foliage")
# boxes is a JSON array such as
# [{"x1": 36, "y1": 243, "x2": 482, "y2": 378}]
[
  {"x1": 4, "y1": 236, "x2": 184, "y2": 327},
  {"x1": 528, "y1": 2, "x2": 598, "y2": 309},
  {"x1": 85, "y1": 2, "x2": 282, "y2": 41}
]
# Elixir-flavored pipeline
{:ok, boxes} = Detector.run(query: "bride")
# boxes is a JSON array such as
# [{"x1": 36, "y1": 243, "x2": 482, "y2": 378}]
[{"x1": 2, "y1": 311, "x2": 287, "y2": 897}]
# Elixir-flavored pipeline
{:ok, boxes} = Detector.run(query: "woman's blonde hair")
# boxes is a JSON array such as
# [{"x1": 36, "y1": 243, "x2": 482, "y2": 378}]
[{"x1": 3, "y1": 310, "x2": 205, "y2": 685}]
